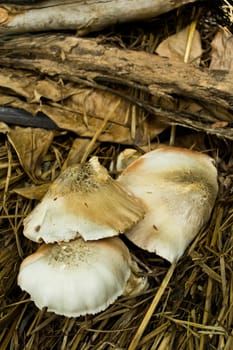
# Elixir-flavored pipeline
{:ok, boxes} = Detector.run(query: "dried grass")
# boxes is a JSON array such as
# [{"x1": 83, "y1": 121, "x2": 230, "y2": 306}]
[
  {"x1": 1, "y1": 130, "x2": 232, "y2": 350},
  {"x1": 0, "y1": 2, "x2": 233, "y2": 350}
]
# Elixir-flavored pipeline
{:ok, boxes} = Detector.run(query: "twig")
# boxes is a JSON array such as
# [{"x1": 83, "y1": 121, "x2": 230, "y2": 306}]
[{"x1": 128, "y1": 260, "x2": 177, "y2": 350}]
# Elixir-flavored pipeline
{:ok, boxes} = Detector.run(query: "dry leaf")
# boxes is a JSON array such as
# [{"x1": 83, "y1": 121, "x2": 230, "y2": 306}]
[
  {"x1": 62, "y1": 89, "x2": 165, "y2": 144},
  {"x1": 210, "y1": 28, "x2": 233, "y2": 71},
  {"x1": 211, "y1": 121, "x2": 228, "y2": 129},
  {"x1": 0, "y1": 68, "x2": 79, "y2": 103},
  {"x1": 64, "y1": 138, "x2": 99, "y2": 167},
  {"x1": 7, "y1": 126, "x2": 54, "y2": 182},
  {"x1": 40, "y1": 89, "x2": 166, "y2": 145},
  {"x1": 13, "y1": 183, "x2": 50, "y2": 200},
  {"x1": 0, "y1": 68, "x2": 167, "y2": 145},
  {"x1": 156, "y1": 25, "x2": 202, "y2": 64},
  {"x1": 0, "y1": 122, "x2": 9, "y2": 133}
]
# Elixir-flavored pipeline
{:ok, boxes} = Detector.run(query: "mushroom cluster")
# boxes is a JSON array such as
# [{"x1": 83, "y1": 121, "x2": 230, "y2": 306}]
[
  {"x1": 18, "y1": 156, "x2": 147, "y2": 317},
  {"x1": 18, "y1": 146, "x2": 218, "y2": 317}
]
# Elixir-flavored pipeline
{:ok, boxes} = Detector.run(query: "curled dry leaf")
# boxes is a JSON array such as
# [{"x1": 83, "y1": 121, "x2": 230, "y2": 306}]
[
  {"x1": 0, "y1": 67, "x2": 166, "y2": 145},
  {"x1": 210, "y1": 28, "x2": 233, "y2": 71},
  {"x1": 156, "y1": 25, "x2": 202, "y2": 64},
  {"x1": 57, "y1": 88, "x2": 166, "y2": 145},
  {"x1": 0, "y1": 7, "x2": 8, "y2": 24},
  {"x1": 13, "y1": 183, "x2": 50, "y2": 201},
  {"x1": 211, "y1": 121, "x2": 228, "y2": 129},
  {"x1": 0, "y1": 121, "x2": 9, "y2": 134},
  {"x1": 63, "y1": 138, "x2": 100, "y2": 168},
  {"x1": 7, "y1": 126, "x2": 54, "y2": 182},
  {"x1": 0, "y1": 68, "x2": 78, "y2": 103}
]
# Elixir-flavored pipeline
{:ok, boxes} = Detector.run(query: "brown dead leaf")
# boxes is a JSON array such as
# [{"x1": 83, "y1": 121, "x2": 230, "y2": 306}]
[
  {"x1": 178, "y1": 100, "x2": 203, "y2": 114},
  {"x1": 156, "y1": 25, "x2": 202, "y2": 64},
  {"x1": 63, "y1": 138, "x2": 99, "y2": 168},
  {"x1": 13, "y1": 183, "x2": 50, "y2": 200},
  {"x1": 211, "y1": 121, "x2": 228, "y2": 129},
  {"x1": 0, "y1": 68, "x2": 80, "y2": 103},
  {"x1": 0, "y1": 122, "x2": 9, "y2": 133},
  {"x1": 0, "y1": 69, "x2": 167, "y2": 145},
  {"x1": 48, "y1": 89, "x2": 166, "y2": 145},
  {"x1": 202, "y1": 104, "x2": 233, "y2": 122},
  {"x1": 0, "y1": 7, "x2": 8, "y2": 24},
  {"x1": 7, "y1": 126, "x2": 54, "y2": 183},
  {"x1": 210, "y1": 28, "x2": 233, "y2": 71}
]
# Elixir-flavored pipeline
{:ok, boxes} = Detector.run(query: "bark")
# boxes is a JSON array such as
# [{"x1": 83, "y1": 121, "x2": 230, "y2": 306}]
[
  {"x1": 0, "y1": 0, "x2": 199, "y2": 35},
  {"x1": 0, "y1": 33, "x2": 233, "y2": 139}
]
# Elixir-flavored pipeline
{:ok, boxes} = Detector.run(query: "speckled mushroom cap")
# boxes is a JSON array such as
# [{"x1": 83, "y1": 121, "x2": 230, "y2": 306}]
[
  {"x1": 118, "y1": 146, "x2": 218, "y2": 263},
  {"x1": 23, "y1": 156, "x2": 145, "y2": 243},
  {"x1": 18, "y1": 236, "x2": 135, "y2": 317}
]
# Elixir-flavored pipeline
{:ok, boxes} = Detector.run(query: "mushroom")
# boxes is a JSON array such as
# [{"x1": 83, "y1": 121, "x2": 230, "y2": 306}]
[
  {"x1": 118, "y1": 146, "x2": 218, "y2": 262},
  {"x1": 23, "y1": 156, "x2": 145, "y2": 243},
  {"x1": 110, "y1": 148, "x2": 141, "y2": 173},
  {"x1": 18, "y1": 236, "x2": 147, "y2": 317}
]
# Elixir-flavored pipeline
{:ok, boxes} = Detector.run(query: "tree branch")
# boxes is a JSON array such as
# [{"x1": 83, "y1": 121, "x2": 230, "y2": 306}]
[
  {"x1": 0, "y1": 33, "x2": 233, "y2": 139},
  {"x1": 0, "y1": 0, "x2": 199, "y2": 35}
]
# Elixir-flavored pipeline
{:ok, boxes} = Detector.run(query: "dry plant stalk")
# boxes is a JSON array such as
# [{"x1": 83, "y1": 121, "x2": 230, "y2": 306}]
[{"x1": 128, "y1": 261, "x2": 177, "y2": 350}]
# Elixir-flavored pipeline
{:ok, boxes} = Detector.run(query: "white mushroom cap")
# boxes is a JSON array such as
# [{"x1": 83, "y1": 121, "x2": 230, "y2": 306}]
[
  {"x1": 18, "y1": 237, "x2": 133, "y2": 317},
  {"x1": 118, "y1": 146, "x2": 218, "y2": 262},
  {"x1": 23, "y1": 157, "x2": 145, "y2": 243}
]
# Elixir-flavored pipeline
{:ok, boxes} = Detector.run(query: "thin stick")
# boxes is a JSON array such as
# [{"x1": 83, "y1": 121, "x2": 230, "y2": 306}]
[
  {"x1": 184, "y1": 20, "x2": 198, "y2": 64},
  {"x1": 81, "y1": 99, "x2": 121, "y2": 163},
  {"x1": 169, "y1": 18, "x2": 198, "y2": 147},
  {"x1": 199, "y1": 277, "x2": 213, "y2": 350},
  {"x1": 128, "y1": 260, "x2": 177, "y2": 350},
  {"x1": 169, "y1": 124, "x2": 176, "y2": 146}
]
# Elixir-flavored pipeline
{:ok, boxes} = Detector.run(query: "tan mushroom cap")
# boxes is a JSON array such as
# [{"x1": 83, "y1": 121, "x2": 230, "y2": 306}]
[
  {"x1": 118, "y1": 146, "x2": 218, "y2": 263},
  {"x1": 23, "y1": 157, "x2": 145, "y2": 243},
  {"x1": 18, "y1": 236, "x2": 135, "y2": 317}
]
